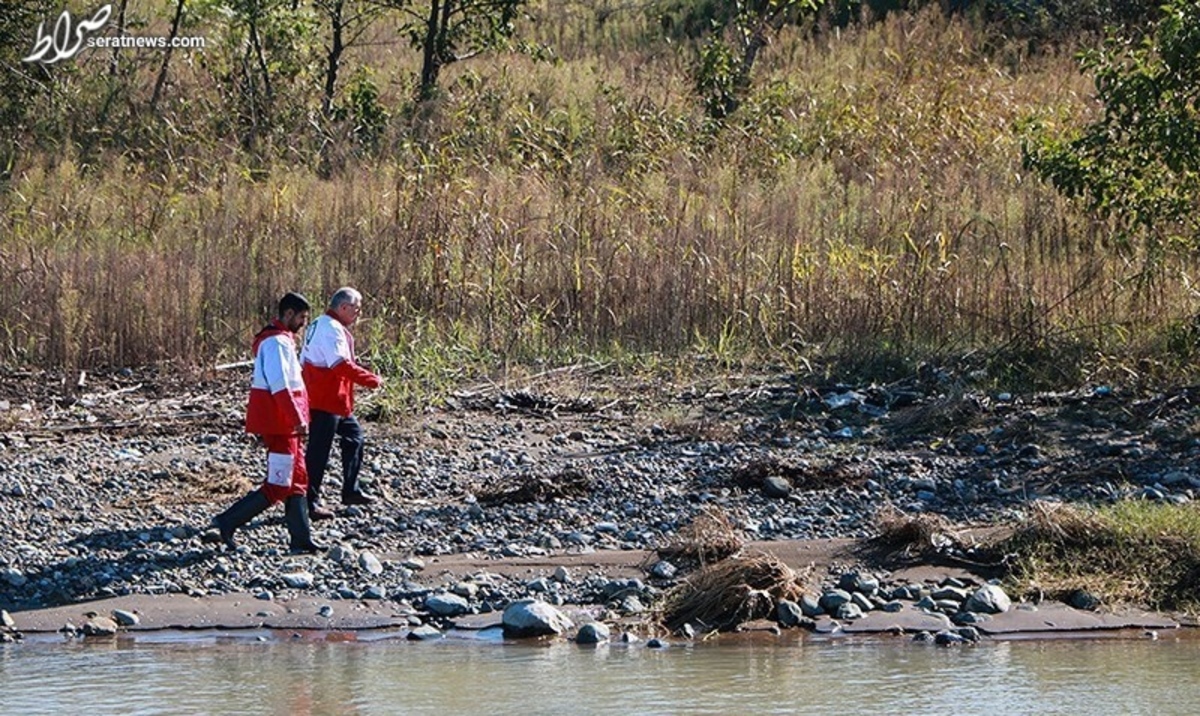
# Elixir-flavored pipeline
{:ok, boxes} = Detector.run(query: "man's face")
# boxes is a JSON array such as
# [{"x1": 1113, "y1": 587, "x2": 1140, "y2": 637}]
[
  {"x1": 284, "y1": 309, "x2": 310, "y2": 334},
  {"x1": 334, "y1": 300, "x2": 362, "y2": 327}
]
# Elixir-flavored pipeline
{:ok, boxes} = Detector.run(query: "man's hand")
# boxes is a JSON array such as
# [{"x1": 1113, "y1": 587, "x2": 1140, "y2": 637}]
[{"x1": 296, "y1": 423, "x2": 309, "y2": 438}]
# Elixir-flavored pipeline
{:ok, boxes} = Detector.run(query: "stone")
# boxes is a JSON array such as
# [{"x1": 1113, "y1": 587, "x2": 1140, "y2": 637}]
[
  {"x1": 850, "y1": 592, "x2": 874, "y2": 612},
  {"x1": 329, "y1": 544, "x2": 357, "y2": 563},
  {"x1": 1068, "y1": 589, "x2": 1101, "y2": 611},
  {"x1": 454, "y1": 582, "x2": 480, "y2": 598},
  {"x1": 964, "y1": 584, "x2": 1012, "y2": 615},
  {"x1": 82, "y1": 616, "x2": 119, "y2": 637},
  {"x1": 553, "y1": 566, "x2": 572, "y2": 583},
  {"x1": 776, "y1": 600, "x2": 806, "y2": 628},
  {"x1": 818, "y1": 589, "x2": 852, "y2": 614},
  {"x1": 931, "y1": 586, "x2": 970, "y2": 603},
  {"x1": 425, "y1": 593, "x2": 471, "y2": 617},
  {"x1": 650, "y1": 561, "x2": 677, "y2": 580},
  {"x1": 2, "y1": 568, "x2": 26, "y2": 588},
  {"x1": 1, "y1": 610, "x2": 15, "y2": 629},
  {"x1": 835, "y1": 602, "x2": 865, "y2": 620},
  {"x1": 837, "y1": 572, "x2": 860, "y2": 592},
  {"x1": 799, "y1": 594, "x2": 824, "y2": 617},
  {"x1": 408, "y1": 625, "x2": 444, "y2": 641},
  {"x1": 363, "y1": 585, "x2": 387, "y2": 600},
  {"x1": 762, "y1": 477, "x2": 792, "y2": 499},
  {"x1": 358, "y1": 551, "x2": 384, "y2": 576},
  {"x1": 112, "y1": 609, "x2": 140, "y2": 627},
  {"x1": 619, "y1": 596, "x2": 646, "y2": 615},
  {"x1": 280, "y1": 572, "x2": 314, "y2": 589},
  {"x1": 956, "y1": 626, "x2": 981, "y2": 642},
  {"x1": 576, "y1": 622, "x2": 611, "y2": 644},
  {"x1": 502, "y1": 599, "x2": 574, "y2": 637}
]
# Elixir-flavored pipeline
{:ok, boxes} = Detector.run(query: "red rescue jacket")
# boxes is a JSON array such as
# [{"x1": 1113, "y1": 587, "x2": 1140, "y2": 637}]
[
  {"x1": 300, "y1": 311, "x2": 381, "y2": 417},
  {"x1": 245, "y1": 320, "x2": 309, "y2": 436}
]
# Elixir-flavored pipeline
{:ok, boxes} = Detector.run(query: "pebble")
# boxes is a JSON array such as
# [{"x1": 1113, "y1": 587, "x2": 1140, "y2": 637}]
[{"x1": 0, "y1": 373, "x2": 1184, "y2": 639}]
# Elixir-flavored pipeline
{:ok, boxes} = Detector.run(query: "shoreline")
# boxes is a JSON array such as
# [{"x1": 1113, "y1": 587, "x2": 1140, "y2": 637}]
[
  {"x1": 4, "y1": 538, "x2": 1188, "y2": 642},
  {"x1": 4, "y1": 366, "x2": 1200, "y2": 644}
]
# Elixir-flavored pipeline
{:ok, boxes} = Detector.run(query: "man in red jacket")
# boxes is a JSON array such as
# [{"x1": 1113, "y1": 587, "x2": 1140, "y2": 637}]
[
  {"x1": 301, "y1": 286, "x2": 383, "y2": 519},
  {"x1": 210, "y1": 292, "x2": 324, "y2": 554}
]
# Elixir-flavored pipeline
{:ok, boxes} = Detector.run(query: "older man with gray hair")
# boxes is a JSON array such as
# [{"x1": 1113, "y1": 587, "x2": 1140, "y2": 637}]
[{"x1": 300, "y1": 286, "x2": 384, "y2": 518}]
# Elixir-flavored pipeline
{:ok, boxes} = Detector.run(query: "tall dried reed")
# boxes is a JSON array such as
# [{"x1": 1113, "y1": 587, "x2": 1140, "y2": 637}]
[{"x1": 2, "y1": 5, "x2": 1197, "y2": 391}]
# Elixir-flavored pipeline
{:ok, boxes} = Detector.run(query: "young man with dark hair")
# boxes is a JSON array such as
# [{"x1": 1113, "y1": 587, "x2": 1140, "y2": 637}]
[
  {"x1": 211, "y1": 291, "x2": 324, "y2": 553},
  {"x1": 301, "y1": 286, "x2": 384, "y2": 519}
]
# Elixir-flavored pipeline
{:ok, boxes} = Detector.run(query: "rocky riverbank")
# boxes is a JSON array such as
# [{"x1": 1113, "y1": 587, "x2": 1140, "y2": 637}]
[{"x1": 2, "y1": 364, "x2": 1199, "y2": 641}]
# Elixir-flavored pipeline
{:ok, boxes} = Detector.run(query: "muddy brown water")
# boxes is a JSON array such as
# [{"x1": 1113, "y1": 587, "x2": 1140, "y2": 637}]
[{"x1": 4, "y1": 629, "x2": 1200, "y2": 715}]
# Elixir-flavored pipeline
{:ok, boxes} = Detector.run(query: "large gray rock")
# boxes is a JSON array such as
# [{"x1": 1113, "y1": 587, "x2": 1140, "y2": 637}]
[
  {"x1": 502, "y1": 599, "x2": 574, "y2": 637},
  {"x1": 799, "y1": 594, "x2": 823, "y2": 617},
  {"x1": 762, "y1": 477, "x2": 792, "y2": 499},
  {"x1": 2, "y1": 568, "x2": 26, "y2": 588},
  {"x1": 407, "y1": 625, "x2": 444, "y2": 641},
  {"x1": 931, "y1": 586, "x2": 971, "y2": 603},
  {"x1": 425, "y1": 593, "x2": 471, "y2": 617},
  {"x1": 112, "y1": 609, "x2": 140, "y2": 627},
  {"x1": 280, "y1": 572, "x2": 314, "y2": 589},
  {"x1": 776, "y1": 600, "x2": 806, "y2": 628},
  {"x1": 82, "y1": 616, "x2": 119, "y2": 637},
  {"x1": 819, "y1": 589, "x2": 852, "y2": 614},
  {"x1": 964, "y1": 584, "x2": 1012, "y2": 615},
  {"x1": 576, "y1": 621, "x2": 611, "y2": 644},
  {"x1": 358, "y1": 551, "x2": 384, "y2": 576}
]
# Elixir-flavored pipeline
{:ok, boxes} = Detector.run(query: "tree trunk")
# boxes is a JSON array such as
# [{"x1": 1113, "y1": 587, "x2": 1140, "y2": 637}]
[
  {"x1": 109, "y1": 0, "x2": 128, "y2": 77},
  {"x1": 418, "y1": 0, "x2": 442, "y2": 101},
  {"x1": 150, "y1": 0, "x2": 186, "y2": 112},
  {"x1": 321, "y1": 0, "x2": 345, "y2": 119}
]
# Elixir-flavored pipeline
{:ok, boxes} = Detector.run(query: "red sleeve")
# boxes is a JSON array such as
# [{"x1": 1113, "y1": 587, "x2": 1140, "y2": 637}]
[{"x1": 332, "y1": 360, "x2": 382, "y2": 389}]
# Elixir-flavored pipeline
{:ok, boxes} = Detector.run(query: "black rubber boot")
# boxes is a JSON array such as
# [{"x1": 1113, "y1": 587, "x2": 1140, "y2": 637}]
[
  {"x1": 211, "y1": 491, "x2": 270, "y2": 550},
  {"x1": 285, "y1": 495, "x2": 326, "y2": 555}
]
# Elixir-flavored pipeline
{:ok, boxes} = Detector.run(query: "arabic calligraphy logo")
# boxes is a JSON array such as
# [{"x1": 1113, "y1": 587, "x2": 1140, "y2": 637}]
[{"x1": 23, "y1": 4, "x2": 112, "y2": 64}]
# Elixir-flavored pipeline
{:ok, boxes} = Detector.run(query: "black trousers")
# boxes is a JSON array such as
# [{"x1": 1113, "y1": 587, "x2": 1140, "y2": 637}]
[{"x1": 305, "y1": 409, "x2": 365, "y2": 506}]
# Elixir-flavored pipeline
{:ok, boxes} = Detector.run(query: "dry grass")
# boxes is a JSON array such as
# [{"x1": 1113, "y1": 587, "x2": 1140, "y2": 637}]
[
  {"x1": 3, "y1": 5, "x2": 1200, "y2": 390},
  {"x1": 116, "y1": 462, "x2": 252, "y2": 508},
  {"x1": 654, "y1": 507, "x2": 745, "y2": 570},
  {"x1": 998, "y1": 500, "x2": 1200, "y2": 611},
  {"x1": 656, "y1": 552, "x2": 809, "y2": 633},
  {"x1": 871, "y1": 505, "x2": 955, "y2": 554},
  {"x1": 476, "y1": 467, "x2": 593, "y2": 506}
]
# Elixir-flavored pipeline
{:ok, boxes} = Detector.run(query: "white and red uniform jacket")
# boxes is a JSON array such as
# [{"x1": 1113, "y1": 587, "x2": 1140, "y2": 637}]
[
  {"x1": 245, "y1": 320, "x2": 309, "y2": 436},
  {"x1": 301, "y1": 311, "x2": 381, "y2": 417}
]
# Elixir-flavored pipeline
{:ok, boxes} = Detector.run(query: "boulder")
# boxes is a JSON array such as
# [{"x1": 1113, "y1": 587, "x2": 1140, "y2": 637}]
[
  {"x1": 776, "y1": 600, "x2": 806, "y2": 628},
  {"x1": 964, "y1": 584, "x2": 1012, "y2": 615},
  {"x1": 425, "y1": 593, "x2": 471, "y2": 617},
  {"x1": 502, "y1": 599, "x2": 574, "y2": 637},
  {"x1": 82, "y1": 616, "x2": 119, "y2": 637},
  {"x1": 358, "y1": 551, "x2": 384, "y2": 576},
  {"x1": 576, "y1": 622, "x2": 611, "y2": 644},
  {"x1": 280, "y1": 572, "x2": 314, "y2": 589}
]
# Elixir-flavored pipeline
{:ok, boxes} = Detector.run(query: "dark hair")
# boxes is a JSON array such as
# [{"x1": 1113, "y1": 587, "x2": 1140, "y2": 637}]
[{"x1": 278, "y1": 292, "x2": 311, "y2": 316}]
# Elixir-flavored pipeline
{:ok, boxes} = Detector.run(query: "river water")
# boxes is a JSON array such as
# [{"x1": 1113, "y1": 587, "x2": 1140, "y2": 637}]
[{"x1": 3, "y1": 629, "x2": 1198, "y2": 715}]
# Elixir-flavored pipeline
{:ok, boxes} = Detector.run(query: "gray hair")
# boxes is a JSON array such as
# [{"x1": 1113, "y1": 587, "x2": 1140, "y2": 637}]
[{"x1": 328, "y1": 287, "x2": 362, "y2": 310}]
